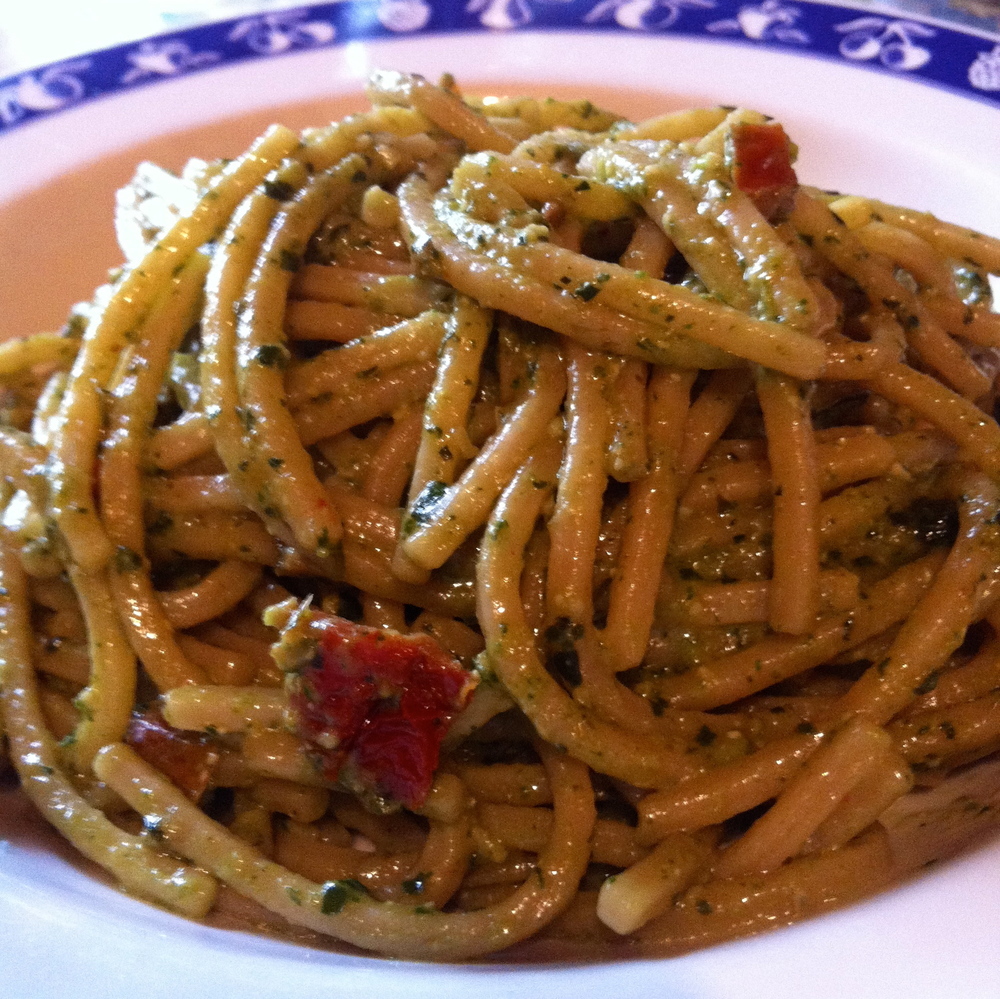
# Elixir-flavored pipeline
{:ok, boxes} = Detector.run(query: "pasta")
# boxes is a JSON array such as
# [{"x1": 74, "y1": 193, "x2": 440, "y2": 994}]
[{"x1": 3, "y1": 69, "x2": 1000, "y2": 962}]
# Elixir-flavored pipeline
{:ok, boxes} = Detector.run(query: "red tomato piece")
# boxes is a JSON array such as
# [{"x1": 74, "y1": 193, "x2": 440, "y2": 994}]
[
  {"x1": 278, "y1": 611, "x2": 477, "y2": 811},
  {"x1": 125, "y1": 709, "x2": 219, "y2": 801},
  {"x1": 730, "y1": 122, "x2": 798, "y2": 221}
]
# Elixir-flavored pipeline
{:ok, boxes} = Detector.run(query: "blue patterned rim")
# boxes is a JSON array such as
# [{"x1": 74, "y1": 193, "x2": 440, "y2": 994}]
[{"x1": 1, "y1": 0, "x2": 999, "y2": 134}]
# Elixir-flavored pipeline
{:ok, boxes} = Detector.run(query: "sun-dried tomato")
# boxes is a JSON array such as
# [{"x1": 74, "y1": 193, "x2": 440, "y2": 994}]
[
  {"x1": 730, "y1": 121, "x2": 799, "y2": 222},
  {"x1": 275, "y1": 609, "x2": 477, "y2": 811}
]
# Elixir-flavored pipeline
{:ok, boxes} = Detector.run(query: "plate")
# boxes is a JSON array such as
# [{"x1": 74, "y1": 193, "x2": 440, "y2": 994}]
[{"x1": 1, "y1": 4, "x2": 1000, "y2": 997}]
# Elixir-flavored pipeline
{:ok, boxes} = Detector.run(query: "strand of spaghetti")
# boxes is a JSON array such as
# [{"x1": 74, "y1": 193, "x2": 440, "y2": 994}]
[
  {"x1": 354, "y1": 412, "x2": 430, "y2": 599},
  {"x1": 387, "y1": 303, "x2": 488, "y2": 587},
  {"x1": 146, "y1": 511, "x2": 279, "y2": 564},
  {"x1": 637, "y1": 826, "x2": 892, "y2": 956},
  {"x1": 29, "y1": 370, "x2": 68, "y2": 448},
  {"x1": 399, "y1": 342, "x2": 567, "y2": 571},
  {"x1": 596, "y1": 831, "x2": 714, "y2": 935},
  {"x1": 818, "y1": 475, "x2": 922, "y2": 546},
  {"x1": 295, "y1": 359, "x2": 437, "y2": 447},
  {"x1": 636, "y1": 729, "x2": 824, "y2": 843},
  {"x1": 828, "y1": 195, "x2": 1000, "y2": 274},
  {"x1": 662, "y1": 145, "x2": 819, "y2": 327},
  {"x1": 606, "y1": 233, "x2": 658, "y2": 483},
  {"x1": 158, "y1": 562, "x2": 263, "y2": 629},
  {"x1": 579, "y1": 146, "x2": 753, "y2": 311},
  {"x1": 681, "y1": 569, "x2": 858, "y2": 627},
  {"x1": 94, "y1": 739, "x2": 595, "y2": 960},
  {"x1": 615, "y1": 106, "x2": 730, "y2": 142},
  {"x1": 359, "y1": 407, "x2": 424, "y2": 628},
  {"x1": 285, "y1": 310, "x2": 447, "y2": 407},
  {"x1": 300, "y1": 104, "x2": 433, "y2": 171},
  {"x1": 920, "y1": 292, "x2": 1000, "y2": 350},
  {"x1": 363, "y1": 405, "x2": 424, "y2": 507},
  {"x1": 285, "y1": 300, "x2": 407, "y2": 341},
  {"x1": 689, "y1": 106, "x2": 768, "y2": 155},
  {"x1": 852, "y1": 221, "x2": 956, "y2": 293},
  {"x1": 99, "y1": 254, "x2": 211, "y2": 694},
  {"x1": 144, "y1": 474, "x2": 245, "y2": 513},
  {"x1": 835, "y1": 473, "x2": 1000, "y2": 726},
  {"x1": 520, "y1": 526, "x2": 549, "y2": 638},
  {"x1": 866, "y1": 363, "x2": 1000, "y2": 479},
  {"x1": 399, "y1": 176, "x2": 737, "y2": 372},
  {"x1": 620, "y1": 212, "x2": 673, "y2": 273},
  {"x1": 890, "y1": 691, "x2": 1000, "y2": 767},
  {"x1": 61, "y1": 563, "x2": 141, "y2": 769},
  {"x1": 49, "y1": 125, "x2": 299, "y2": 571},
  {"x1": 675, "y1": 368, "x2": 752, "y2": 482},
  {"x1": 147, "y1": 411, "x2": 213, "y2": 471},
  {"x1": 817, "y1": 324, "x2": 902, "y2": 380},
  {"x1": 0, "y1": 427, "x2": 48, "y2": 506},
  {"x1": 367, "y1": 70, "x2": 518, "y2": 155},
  {"x1": 712, "y1": 717, "x2": 892, "y2": 878},
  {"x1": 0, "y1": 331, "x2": 78, "y2": 377},
  {"x1": 174, "y1": 634, "x2": 257, "y2": 685},
  {"x1": 201, "y1": 159, "x2": 307, "y2": 536},
  {"x1": 477, "y1": 441, "x2": 700, "y2": 787},
  {"x1": 291, "y1": 267, "x2": 449, "y2": 313},
  {"x1": 806, "y1": 743, "x2": 913, "y2": 852},
  {"x1": 407, "y1": 296, "x2": 491, "y2": 502},
  {"x1": 188, "y1": 624, "x2": 274, "y2": 679},
  {"x1": 603, "y1": 367, "x2": 694, "y2": 671},
  {"x1": 161, "y1": 685, "x2": 287, "y2": 733},
  {"x1": 451, "y1": 151, "x2": 634, "y2": 222},
  {"x1": 408, "y1": 811, "x2": 474, "y2": 910},
  {"x1": 237, "y1": 155, "x2": 377, "y2": 556},
  {"x1": 0, "y1": 530, "x2": 217, "y2": 915},
  {"x1": 755, "y1": 367, "x2": 821, "y2": 634},
  {"x1": 477, "y1": 802, "x2": 556, "y2": 852},
  {"x1": 596, "y1": 363, "x2": 643, "y2": 486},
  {"x1": 681, "y1": 432, "x2": 895, "y2": 511},
  {"x1": 334, "y1": 536, "x2": 476, "y2": 620},
  {"x1": 546, "y1": 343, "x2": 611, "y2": 627},
  {"x1": 650, "y1": 551, "x2": 946, "y2": 711},
  {"x1": 473, "y1": 93, "x2": 621, "y2": 134},
  {"x1": 438, "y1": 194, "x2": 825, "y2": 377},
  {"x1": 908, "y1": 634, "x2": 1000, "y2": 713},
  {"x1": 790, "y1": 191, "x2": 989, "y2": 399}
]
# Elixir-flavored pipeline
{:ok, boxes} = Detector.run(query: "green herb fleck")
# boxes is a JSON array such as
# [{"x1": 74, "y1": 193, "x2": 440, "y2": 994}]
[{"x1": 321, "y1": 879, "x2": 369, "y2": 915}]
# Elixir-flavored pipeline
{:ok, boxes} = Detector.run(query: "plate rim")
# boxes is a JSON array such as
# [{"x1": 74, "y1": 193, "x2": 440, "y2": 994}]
[{"x1": 1, "y1": 0, "x2": 999, "y2": 138}]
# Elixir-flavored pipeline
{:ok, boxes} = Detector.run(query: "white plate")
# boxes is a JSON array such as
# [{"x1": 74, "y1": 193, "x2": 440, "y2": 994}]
[{"x1": 2, "y1": 4, "x2": 1000, "y2": 997}]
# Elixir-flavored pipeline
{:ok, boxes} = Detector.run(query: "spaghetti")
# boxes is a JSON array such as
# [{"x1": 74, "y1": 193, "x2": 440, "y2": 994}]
[{"x1": 2, "y1": 70, "x2": 1000, "y2": 961}]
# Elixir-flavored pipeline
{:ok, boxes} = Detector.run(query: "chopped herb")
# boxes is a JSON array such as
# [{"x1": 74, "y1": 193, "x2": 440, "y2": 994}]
[
  {"x1": 147, "y1": 510, "x2": 174, "y2": 535},
  {"x1": 321, "y1": 878, "x2": 369, "y2": 915},
  {"x1": 695, "y1": 725, "x2": 716, "y2": 747},
  {"x1": 406, "y1": 480, "x2": 448, "y2": 533},
  {"x1": 255, "y1": 343, "x2": 289, "y2": 368},
  {"x1": 114, "y1": 546, "x2": 143, "y2": 573},
  {"x1": 278, "y1": 249, "x2": 302, "y2": 273},
  {"x1": 263, "y1": 179, "x2": 295, "y2": 201},
  {"x1": 402, "y1": 873, "x2": 429, "y2": 895}
]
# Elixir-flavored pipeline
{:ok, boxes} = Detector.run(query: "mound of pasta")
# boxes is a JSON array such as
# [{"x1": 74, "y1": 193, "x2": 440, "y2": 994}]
[{"x1": 3, "y1": 70, "x2": 1000, "y2": 962}]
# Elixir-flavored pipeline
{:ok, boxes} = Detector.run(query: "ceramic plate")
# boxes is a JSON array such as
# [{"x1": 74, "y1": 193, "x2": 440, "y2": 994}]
[{"x1": 1, "y1": 3, "x2": 1000, "y2": 997}]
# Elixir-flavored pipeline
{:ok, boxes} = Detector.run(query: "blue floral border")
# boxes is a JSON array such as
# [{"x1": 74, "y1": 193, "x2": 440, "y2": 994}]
[{"x1": 1, "y1": 0, "x2": 999, "y2": 133}]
